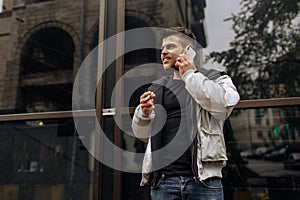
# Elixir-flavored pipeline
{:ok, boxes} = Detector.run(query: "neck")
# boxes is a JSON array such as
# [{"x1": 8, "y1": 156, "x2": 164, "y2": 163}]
[{"x1": 173, "y1": 70, "x2": 181, "y2": 80}]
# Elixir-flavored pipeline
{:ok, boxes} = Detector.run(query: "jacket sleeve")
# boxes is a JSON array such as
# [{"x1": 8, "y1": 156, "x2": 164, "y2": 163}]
[
  {"x1": 131, "y1": 105, "x2": 155, "y2": 142},
  {"x1": 181, "y1": 70, "x2": 240, "y2": 119}
]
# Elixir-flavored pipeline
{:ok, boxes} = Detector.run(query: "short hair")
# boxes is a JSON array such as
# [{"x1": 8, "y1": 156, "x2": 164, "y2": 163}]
[{"x1": 161, "y1": 27, "x2": 197, "y2": 47}]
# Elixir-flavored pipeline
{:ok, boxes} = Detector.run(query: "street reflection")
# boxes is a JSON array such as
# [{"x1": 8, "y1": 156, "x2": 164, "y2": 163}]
[{"x1": 226, "y1": 107, "x2": 300, "y2": 200}]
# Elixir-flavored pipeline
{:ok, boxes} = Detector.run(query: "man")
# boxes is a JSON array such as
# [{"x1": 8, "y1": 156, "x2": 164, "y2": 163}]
[{"x1": 132, "y1": 27, "x2": 240, "y2": 200}]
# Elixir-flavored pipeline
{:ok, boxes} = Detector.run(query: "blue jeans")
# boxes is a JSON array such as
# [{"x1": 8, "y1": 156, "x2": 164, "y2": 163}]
[{"x1": 151, "y1": 175, "x2": 224, "y2": 200}]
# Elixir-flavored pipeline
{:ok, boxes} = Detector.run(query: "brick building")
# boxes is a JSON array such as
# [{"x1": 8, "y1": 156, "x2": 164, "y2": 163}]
[{"x1": 0, "y1": 0, "x2": 206, "y2": 114}]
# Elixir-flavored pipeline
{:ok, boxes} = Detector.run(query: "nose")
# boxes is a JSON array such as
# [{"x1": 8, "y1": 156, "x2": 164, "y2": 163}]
[{"x1": 161, "y1": 47, "x2": 168, "y2": 55}]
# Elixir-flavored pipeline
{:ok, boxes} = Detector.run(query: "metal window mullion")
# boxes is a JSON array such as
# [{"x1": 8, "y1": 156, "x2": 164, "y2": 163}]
[
  {"x1": 113, "y1": 0, "x2": 125, "y2": 200},
  {"x1": 93, "y1": 0, "x2": 107, "y2": 199}
]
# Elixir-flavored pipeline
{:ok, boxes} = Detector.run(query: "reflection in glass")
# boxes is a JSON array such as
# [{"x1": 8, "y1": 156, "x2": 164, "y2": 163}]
[
  {"x1": 0, "y1": 119, "x2": 94, "y2": 200},
  {"x1": 0, "y1": 0, "x2": 100, "y2": 114},
  {"x1": 208, "y1": 0, "x2": 300, "y2": 100},
  {"x1": 226, "y1": 107, "x2": 300, "y2": 200}
]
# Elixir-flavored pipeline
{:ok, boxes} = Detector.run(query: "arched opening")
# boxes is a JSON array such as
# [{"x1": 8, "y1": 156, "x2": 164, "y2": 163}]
[
  {"x1": 21, "y1": 27, "x2": 74, "y2": 75},
  {"x1": 19, "y1": 27, "x2": 75, "y2": 112}
]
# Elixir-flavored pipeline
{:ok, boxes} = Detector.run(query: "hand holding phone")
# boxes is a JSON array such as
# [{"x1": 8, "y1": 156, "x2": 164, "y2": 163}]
[{"x1": 174, "y1": 45, "x2": 197, "y2": 72}]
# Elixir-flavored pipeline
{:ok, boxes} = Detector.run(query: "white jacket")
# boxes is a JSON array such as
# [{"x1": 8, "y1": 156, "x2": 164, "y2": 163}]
[{"x1": 132, "y1": 69, "x2": 240, "y2": 186}]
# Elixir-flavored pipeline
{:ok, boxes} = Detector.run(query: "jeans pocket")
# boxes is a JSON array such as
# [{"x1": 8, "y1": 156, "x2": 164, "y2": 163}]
[
  {"x1": 201, "y1": 177, "x2": 223, "y2": 189},
  {"x1": 151, "y1": 174, "x2": 165, "y2": 190}
]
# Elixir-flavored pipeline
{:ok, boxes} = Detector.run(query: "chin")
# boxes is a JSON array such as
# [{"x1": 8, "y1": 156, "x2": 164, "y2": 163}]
[{"x1": 163, "y1": 64, "x2": 173, "y2": 70}]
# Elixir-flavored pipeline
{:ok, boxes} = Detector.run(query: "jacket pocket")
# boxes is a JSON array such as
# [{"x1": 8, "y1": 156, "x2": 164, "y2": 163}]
[{"x1": 199, "y1": 128, "x2": 227, "y2": 161}]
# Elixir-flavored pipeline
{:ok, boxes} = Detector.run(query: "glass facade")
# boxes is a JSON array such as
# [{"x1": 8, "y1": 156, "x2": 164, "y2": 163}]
[
  {"x1": 0, "y1": 0, "x2": 299, "y2": 199},
  {"x1": 0, "y1": 119, "x2": 93, "y2": 199},
  {"x1": 227, "y1": 107, "x2": 300, "y2": 200}
]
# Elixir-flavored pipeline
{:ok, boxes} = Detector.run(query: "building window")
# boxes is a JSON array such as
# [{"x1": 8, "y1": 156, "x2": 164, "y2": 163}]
[
  {"x1": 20, "y1": 27, "x2": 74, "y2": 75},
  {"x1": 257, "y1": 130, "x2": 263, "y2": 139},
  {"x1": 19, "y1": 27, "x2": 75, "y2": 112}
]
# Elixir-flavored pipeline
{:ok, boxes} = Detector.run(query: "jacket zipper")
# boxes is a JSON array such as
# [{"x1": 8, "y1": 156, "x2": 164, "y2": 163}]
[
  {"x1": 191, "y1": 141, "x2": 197, "y2": 177},
  {"x1": 190, "y1": 100, "x2": 199, "y2": 180}
]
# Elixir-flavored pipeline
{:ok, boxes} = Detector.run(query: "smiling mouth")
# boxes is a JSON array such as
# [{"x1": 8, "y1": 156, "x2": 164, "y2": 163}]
[{"x1": 162, "y1": 57, "x2": 170, "y2": 64}]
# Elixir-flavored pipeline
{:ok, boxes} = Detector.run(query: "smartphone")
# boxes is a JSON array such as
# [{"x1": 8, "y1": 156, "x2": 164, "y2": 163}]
[{"x1": 184, "y1": 45, "x2": 196, "y2": 62}]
